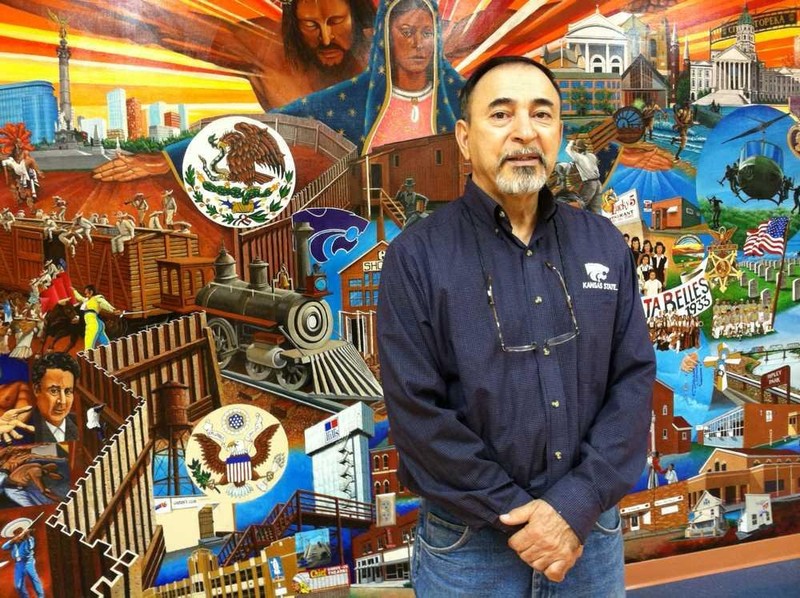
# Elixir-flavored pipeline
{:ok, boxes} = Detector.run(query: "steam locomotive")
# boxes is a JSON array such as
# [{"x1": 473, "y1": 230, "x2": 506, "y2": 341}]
[{"x1": 194, "y1": 248, "x2": 381, "y2": 397}]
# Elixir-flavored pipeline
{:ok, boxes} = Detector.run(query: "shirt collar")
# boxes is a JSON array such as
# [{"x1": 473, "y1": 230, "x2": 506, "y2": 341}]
[
  {"x1": 462, "y1": 177, "x2": 558, "y2": 233},
  {"x1": 45, "y1": 420, "x2": 67, "y2": 441}
]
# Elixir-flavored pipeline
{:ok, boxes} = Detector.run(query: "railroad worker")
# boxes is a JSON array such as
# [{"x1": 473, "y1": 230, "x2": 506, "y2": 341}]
[
  {"x1": 29, "y1": 352, "x2": 80, "y2": 442},
  {"x1": 71, "y1": 212, "x2": 96, "y2": 245},
  {"x1": 41, "y1": 215, "x2": 59, "y2": 241},
  {"x1": 1, "y1": 207, "x2": 15, "y2": 232},
  {"x1": 174, "y1": 221, "x2": 193, "y2": 234},
  {"x1": 162, "y1": 189, "x2": 177, "y2": 227},
  {"x1": 146, "y1": 210, "x2": 164, "y2": 230},
  {"x1": 125, "y1": 192, "x2": 149, "y2": 227},
  {"x1": 111, "y1": 211, "x2": 136, "y2": 254},
  {"x1": 53, "y1": 195, "x2": 68, "y2": 220},
  {"x1": 377, "y1": 56, "x2": 655, "y2": 596},
  {"x1": 72, "y1": 285, "x2": 119, "y2": 350},
  {"x1": 565, "y1": 138, "x2": 602, "y2": 213}
]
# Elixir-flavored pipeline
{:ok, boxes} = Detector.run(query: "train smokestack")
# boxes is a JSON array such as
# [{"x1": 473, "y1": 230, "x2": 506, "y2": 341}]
[
  {"x1": 213, "y1": 246, "x2": 239, "y2": 283},
  {"x1": 294, "y1": 221, "x2": 313, "y2": 292},
  {"x1": 249, "y1": 258, "x2": 270, "y2": 290}
]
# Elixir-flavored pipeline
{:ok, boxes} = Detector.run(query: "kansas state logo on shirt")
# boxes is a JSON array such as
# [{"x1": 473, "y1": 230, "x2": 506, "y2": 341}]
[{"x1": 583, "y1": 263, "x2": 618, "y2": 291}]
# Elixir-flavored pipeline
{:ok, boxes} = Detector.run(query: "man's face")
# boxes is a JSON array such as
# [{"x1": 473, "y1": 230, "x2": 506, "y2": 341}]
[
  {"x1": 296, "y1": 0, "x2": 354, "y2": 68},
  {"x1": 35, "y1": 368, "x2": 75, "y2": 427},
  {"x1": 389, "y1": 8, "x2": 434, "y2": 81},
  {"x1": 456, "y1": 63, "x2": 562, "y2": 200}
]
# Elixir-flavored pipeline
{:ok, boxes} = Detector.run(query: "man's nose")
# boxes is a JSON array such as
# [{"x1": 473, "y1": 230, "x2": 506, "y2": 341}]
[
  {"x1": 512, "y1": 114, "x2": 537, "y2": 144},
  {"x1": 320, "y1": 24, "x2": 333, "y2": 46}
]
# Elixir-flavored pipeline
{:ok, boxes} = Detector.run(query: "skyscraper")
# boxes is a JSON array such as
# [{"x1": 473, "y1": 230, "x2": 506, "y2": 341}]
[
  {"x1": 107, "y1": 88, "x2": 128, "y2": 140},
  {"x1": 0, "y1": 81, "x2": 58, "y2": 144},
  {"x1": 149, "y1": 101, "x2": 167, "y2": 128},
  {"x1": 178, "y1": 104, "x2": 189, "y2": 131},
  {"x1": 126, "y1": 97, "x2": 143, "y2": 139}
]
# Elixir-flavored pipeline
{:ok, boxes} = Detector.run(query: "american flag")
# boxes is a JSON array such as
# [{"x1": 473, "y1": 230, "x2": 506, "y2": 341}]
[{"x1": 743, "y1": 217, "x2": 789, "y2": 256}]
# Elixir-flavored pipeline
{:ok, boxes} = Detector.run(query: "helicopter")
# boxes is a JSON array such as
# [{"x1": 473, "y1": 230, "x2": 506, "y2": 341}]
[{"x1": 721, "y1": 111, "x2": 793, "y2": 204}]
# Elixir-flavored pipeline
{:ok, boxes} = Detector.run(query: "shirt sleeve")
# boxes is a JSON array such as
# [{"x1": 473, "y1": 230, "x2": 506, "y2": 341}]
[
  {"x1": 540, "y1": 239, "x2": 656, "y2": 543},
  {"x1": 377, "y1": 240, "x2": 533, "y2": 531},
  {"x1": 96, "y1": 296, "x2": 116, "y2": 313}
]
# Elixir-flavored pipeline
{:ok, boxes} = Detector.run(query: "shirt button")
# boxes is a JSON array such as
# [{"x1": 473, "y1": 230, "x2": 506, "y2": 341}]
[
  {"x1": 551, "y1": 400, "x2": 560, "y2": 408},
  {"x1": 499, "y1": 210, "x2": 506, "y2": 219},
  {"x1": 554, "y1": 451, "x2": 562, "y2": 460},
  {"x1": 534, "y1": 296, "x2": 543, "y2": 304},
  {"x1": 526, "y1": 249, "x2": 533, "y2": 257},
  {"x1": 542, "y1": 347, "x2": 551, "y2": 356},
  {"x1": 494, "y1": 227, "x2": 500, "y2": 235}
]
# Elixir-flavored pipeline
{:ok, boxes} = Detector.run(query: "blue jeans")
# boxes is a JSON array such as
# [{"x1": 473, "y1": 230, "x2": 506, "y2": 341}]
[
  {"x1": 412, "y1": 501, "x2": 625, "y2": 597},
  {"x1": 14, "y1": 558, "x2": 45, "y2": 598}
]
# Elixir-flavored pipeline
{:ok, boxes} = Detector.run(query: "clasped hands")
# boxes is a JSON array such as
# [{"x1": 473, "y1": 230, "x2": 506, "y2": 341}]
[{"x1": 500, "y1": 499, "x2": 583, "y2": 582}]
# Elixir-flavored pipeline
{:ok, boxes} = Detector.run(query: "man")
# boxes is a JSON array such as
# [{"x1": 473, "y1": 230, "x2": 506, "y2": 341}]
[
  {"x1": 72, "y1": 285, "x2": 119, "y2": 349},
  {"x1": 1, "y1": 518, "x2": 45, "y2": 598},
  {"x1": 53, "y1": 195, "x2": 68, "y2": 220},
  {"x1": 162, "y1": 189, "x2": 177, "y2": 227},
  {"x1": 276, "y1": 0, "x2": 464, "y2": 154},
  {"x1": 665, "y1": 463, "x2": 678, "y2": 485},
  {"x1": 111, "y1": 211, "x2": 136, "y2": 254},
  {"x1": 641, "y1": 99, "x2": 664, "y2": 141},
  {"x1": 565, "y1": 138, "x2": 602, "y2": 213},
  {"x1": 377, "y1": 56, "x2": 655, "y2": 595},
  {"x1": 282, "y1": 0, "x2": 375, "y2": 86},
  {"x1": 86, "y1": 403, "x2": 106, "y2": 442},
  {"x1": 1, "y1": 207, "x2": 15, "y2": 232},
  {"x1": 28, "y1": 352, "x2": 80, "y2": 442},
  {"x1": 670, "y1": 101, "x2": 694, "y2": 162},
  {"x1": 126, "y1": 193, "x2": 149, "y2": 227},
  {"x1": 708, "y1": 195, "x2": 723, "y2": 229}
]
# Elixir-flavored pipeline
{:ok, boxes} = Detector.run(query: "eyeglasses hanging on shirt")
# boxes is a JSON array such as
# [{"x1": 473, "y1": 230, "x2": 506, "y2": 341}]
[{"x1": 465, "y1": 207, "x2": 580, "y2": 355}]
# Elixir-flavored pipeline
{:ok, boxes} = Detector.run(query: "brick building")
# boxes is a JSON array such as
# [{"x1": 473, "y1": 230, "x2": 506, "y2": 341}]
[
  {"x1": 650, "y1": 196, "x2": 702, "y2": 230},
  {"x1": 126, "y1": 97, "x2": 143, "y2": 139},
  {"x1": 686, "y1": 447, "x2": 800, "y2": 507},
  {"x1": 370, "y1": 433, "x2": 412, "y2": 498},
  {"x1": 338, "y1": 240, "x2": 387, "y2": 362},
  {"x1": 352, "y1": 509, "x2": 418, "y2": 584},
  {"x1": 698, "y1": 404, "x2": 800, "y2": 448},
  {"x1": 619, "y1": 480, "x2": 689, "y2": 536},
  {"x1": 652, "y1": 380, "x2": 692, "y2": 455}
]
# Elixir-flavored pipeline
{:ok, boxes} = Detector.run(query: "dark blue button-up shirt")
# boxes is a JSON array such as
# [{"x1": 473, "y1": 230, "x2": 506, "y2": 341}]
[{"x1": 377, "y1": 178, "x2": 655, "y2": 543}]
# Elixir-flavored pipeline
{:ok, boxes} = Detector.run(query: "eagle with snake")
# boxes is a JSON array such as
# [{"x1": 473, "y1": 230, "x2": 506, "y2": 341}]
[{"x1": 200, "y1": 121, "x2": 285, "y2": 186}]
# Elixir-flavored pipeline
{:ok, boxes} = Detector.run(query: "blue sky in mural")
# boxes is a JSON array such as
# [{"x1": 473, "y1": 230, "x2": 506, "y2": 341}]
[
  {"x1": 235, "y1": 448, "x2": 314, "y2": 529},
  {"x1": 697, "y1": 105, "x2": 800, "y2": 209}
]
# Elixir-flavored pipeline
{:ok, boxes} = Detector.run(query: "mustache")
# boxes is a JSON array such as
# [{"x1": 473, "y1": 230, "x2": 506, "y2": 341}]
[
  {"x1": 318, "y1": 42, "x2": 346, "y2": 52},
  {"x1": 500, "y1": 148, "x2": 549, "y2": 169}
]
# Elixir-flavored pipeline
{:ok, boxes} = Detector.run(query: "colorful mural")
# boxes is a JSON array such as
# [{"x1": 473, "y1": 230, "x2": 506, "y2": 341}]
[{"x1": 0, "y1": 0, "x2": 799, "y2": 596}]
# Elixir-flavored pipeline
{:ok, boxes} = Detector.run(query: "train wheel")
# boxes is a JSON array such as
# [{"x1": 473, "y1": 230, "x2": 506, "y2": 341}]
[
  {"x1": 276, "y1": 363, "x2": 310, "y2": 391},
  {"x1": 245, "y1": 360, "x2": 274, "y2": 381},
  {"x1": 208, "y1": 318, "x2": 237, "y2": 369}
]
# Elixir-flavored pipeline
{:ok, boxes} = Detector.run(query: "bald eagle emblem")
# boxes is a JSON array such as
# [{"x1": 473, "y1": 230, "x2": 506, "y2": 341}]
[
  {"x1": 186, "y1": 406, "x2": 289, "y2": 501},
  {"x1": 183, "y1": 116, "x2": 296, "y2": 228}
]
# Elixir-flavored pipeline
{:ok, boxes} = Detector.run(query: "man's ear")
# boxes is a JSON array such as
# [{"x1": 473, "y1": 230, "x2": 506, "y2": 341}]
[{"x1": 454, "y1": 119, "x2": 470, "y2": 161}]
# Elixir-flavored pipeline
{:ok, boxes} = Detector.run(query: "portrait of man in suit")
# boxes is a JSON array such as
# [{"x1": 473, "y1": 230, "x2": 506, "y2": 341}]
[{"x1": 30, "y1": 352, "x2": 80, "y2": 443}]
